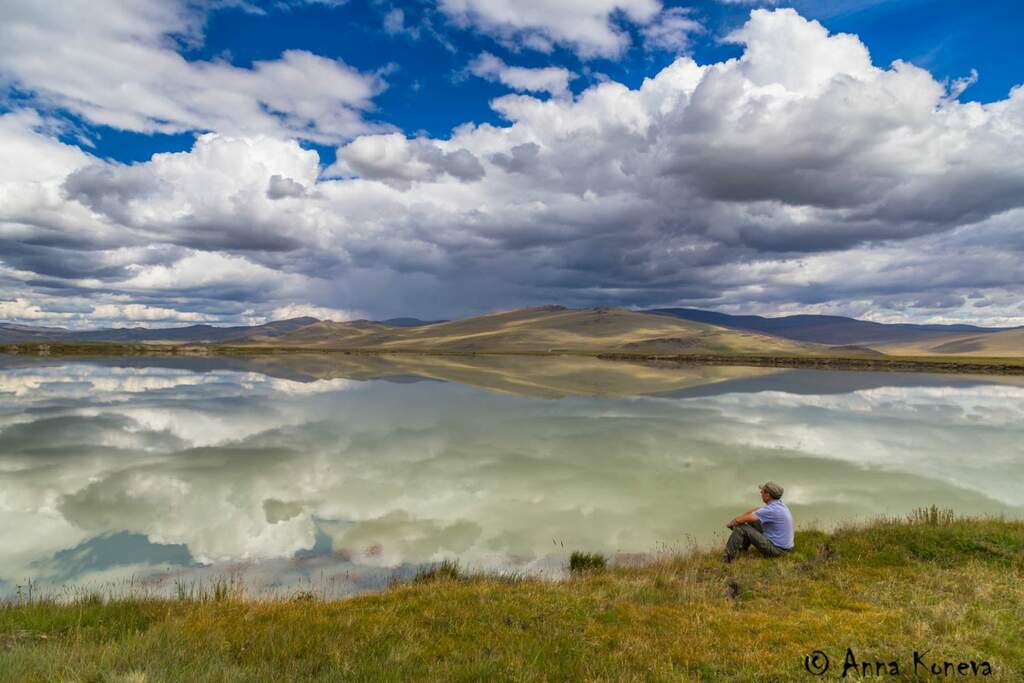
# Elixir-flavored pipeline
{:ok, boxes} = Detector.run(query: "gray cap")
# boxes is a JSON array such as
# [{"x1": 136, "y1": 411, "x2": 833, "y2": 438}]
[{"x1": 759, "y1": 481, "x2": 784, "y2": 499}]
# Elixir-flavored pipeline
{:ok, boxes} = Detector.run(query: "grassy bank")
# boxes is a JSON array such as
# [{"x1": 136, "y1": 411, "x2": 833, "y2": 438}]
[{"x1": 2, "y1": 512, "x2": 1022, "y2": 681}]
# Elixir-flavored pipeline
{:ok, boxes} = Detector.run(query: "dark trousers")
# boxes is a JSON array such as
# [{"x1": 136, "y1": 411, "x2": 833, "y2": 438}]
[{"x1": 725, "y1": 520, "x2": 787, "y2": 560}]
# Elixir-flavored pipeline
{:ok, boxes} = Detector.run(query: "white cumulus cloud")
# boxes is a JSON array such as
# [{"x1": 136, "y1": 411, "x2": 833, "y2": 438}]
[
  {"x1": 269, "y1": 303, "x2": 357, "y2": 322},
  {"x1": 0, "y1": 0, "x2": 387, "y2": 144},
  {"x1": 468, "y1": 52, "x2": 575, "y2": 98},
  {"x1": 438, "y1": 0, "x2": 662, "y2": 57}
]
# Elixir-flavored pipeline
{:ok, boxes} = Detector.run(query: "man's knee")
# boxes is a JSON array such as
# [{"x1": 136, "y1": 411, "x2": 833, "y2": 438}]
[{"x1": 735, "y1": 523, "x2": 757, "y2": 536}]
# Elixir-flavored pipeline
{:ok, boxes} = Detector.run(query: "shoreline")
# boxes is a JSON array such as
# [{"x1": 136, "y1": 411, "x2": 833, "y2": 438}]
[
  {"x1": 595, "y1": 351, "x2": 1024, "y2": 375},
  {"x1": 3, "y1": 513, "x2": 1021, "y2": 681},
  {"x1": 4, "y1": 341, "x2": 1024, "y2": 375}
]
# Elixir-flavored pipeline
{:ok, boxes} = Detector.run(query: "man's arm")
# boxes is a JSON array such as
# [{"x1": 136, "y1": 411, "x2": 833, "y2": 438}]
[{"x1": 726, "y1": 508, "x2": 761, "y2": 529}]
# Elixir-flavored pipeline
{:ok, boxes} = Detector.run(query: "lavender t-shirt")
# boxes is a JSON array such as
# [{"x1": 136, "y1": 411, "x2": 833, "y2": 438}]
[{"x1": 754, "y1": 499, "x2": 794, "y2": 550}]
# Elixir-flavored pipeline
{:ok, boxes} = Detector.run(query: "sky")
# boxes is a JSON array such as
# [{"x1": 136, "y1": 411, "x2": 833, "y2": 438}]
[{"x1": 1, "y1": 0, "x2": 1023, "y2": 328}]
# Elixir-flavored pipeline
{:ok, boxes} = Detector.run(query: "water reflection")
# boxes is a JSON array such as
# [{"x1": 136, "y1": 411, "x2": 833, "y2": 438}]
[{"x1": 1, "y1": 354, "x2": 1022, "y2": 597}]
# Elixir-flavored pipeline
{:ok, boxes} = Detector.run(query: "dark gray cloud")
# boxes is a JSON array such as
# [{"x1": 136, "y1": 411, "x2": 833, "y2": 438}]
[
  {"x1": 266, "y1": 175, "x2": 306, "y2": 200},
  {"x1": 488, "y1": 142, "x2": 540, "y2": 174},
  {"x1": 63, "y1": 165, "x2": 165, "y2": 224},
  {"x1": 0, "y1": 241, "x2": 132, "y2": 281}
]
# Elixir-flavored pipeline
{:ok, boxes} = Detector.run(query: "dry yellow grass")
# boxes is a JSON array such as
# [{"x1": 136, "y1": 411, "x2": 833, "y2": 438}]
[{"x1": 875, "y1": 328, "x2": 1024, "y2": 357}]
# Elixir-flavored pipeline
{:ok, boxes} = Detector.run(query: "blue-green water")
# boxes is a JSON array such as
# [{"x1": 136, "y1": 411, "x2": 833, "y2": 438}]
[{"x1": 1, "y1": 355, "x2": 1022, "y2": 597}]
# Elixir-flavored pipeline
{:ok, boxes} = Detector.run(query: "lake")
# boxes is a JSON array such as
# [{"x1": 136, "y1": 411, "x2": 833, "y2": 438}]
[{"x1": 2, "y1": 354, "x2": 1022, "y2": 598}]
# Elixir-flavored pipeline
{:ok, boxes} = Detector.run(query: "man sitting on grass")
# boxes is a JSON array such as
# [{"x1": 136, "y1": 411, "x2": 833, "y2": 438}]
[{"x1": 723, "y1": 481, "x2": 794, "y2": 562}]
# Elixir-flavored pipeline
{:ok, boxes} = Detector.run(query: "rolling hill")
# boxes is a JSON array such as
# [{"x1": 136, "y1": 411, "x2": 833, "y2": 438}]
[
  {"x1": 246, "y1": 306, "x2": 823, "y2": 355},
  {"x1": 646, "y1": 308, "x2": 1017, "y2": 346},
  {"x1": 874, "y1": 329, "x2": 1024, "y2": 357},
  {"x1": 7, "y1": 306, "x2": 1019, "y2": 359},
  {"x1": 0, "y1": 323, "x2": 71, "y2": 342}
]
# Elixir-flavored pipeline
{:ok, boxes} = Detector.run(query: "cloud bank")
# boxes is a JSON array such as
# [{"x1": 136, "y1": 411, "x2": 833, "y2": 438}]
[{"x1": 2, "y1": 8, "x2": 1024, "y2": 326}]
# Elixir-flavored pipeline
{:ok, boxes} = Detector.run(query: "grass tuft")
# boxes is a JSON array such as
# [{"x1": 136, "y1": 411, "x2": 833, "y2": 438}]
[
  {"x1": 568, "y1": 551, "x2": 607, "y2": 574},
  {"x1": 170, "y1": 573, "x2": 246, "y2": 603},
  {"x1": 413, "y1": 558, "x2": 464, "y2": 583},
  {"x1": 908, "y1": 504, "x2": 956, "y2": 526}
]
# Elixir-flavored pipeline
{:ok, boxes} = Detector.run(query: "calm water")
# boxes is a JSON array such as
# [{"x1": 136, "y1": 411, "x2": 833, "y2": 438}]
[{"x1": 2, "y1": 354, "x2": 1022, "y2": 598}]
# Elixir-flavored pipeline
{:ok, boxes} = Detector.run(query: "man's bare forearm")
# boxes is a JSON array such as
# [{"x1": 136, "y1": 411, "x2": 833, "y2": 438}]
[{"x1": 727, "y1": 509, "x2": 760, "y2": 528}]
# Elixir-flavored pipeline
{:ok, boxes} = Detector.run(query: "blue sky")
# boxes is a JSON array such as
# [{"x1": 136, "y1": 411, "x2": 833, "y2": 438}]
[
  {"x1": 54, "y1": 0, "x2": 1024, "y2": 165},
  {"x1": 1, "y1": 0, "x2": 1024, "y2": 327}
]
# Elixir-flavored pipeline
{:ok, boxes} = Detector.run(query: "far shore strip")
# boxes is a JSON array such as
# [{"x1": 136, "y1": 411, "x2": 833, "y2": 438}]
[{"x1": 5, "y1": 342, "x2": 1024, "y2": 375}]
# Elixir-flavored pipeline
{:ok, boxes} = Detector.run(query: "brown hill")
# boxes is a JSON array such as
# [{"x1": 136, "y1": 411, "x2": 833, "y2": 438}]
[
  {"x1": 648, "y1": 308, "x2": 1016, "y2": 345},
  {"x1": 243, "y1": 306, "x2": 821, "y2": 355},
  {"x1": 875, "y1": 329, "x2": 1024, "y2": 357}
]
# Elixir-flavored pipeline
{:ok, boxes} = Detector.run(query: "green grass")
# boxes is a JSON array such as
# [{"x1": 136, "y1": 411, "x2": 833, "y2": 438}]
[
  {"x1": 568, "y1": 551, "x2": 607, "y2": 574},
  {"x1": 413, "y1": 558, "x2": 465, "y2": 583},
  {"x1": 2, "y1": 513, "x2": 1023, "y2": 681}
]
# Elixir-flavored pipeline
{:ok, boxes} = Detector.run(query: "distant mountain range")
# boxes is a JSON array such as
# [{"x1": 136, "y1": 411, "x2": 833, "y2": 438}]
[
  {"x1": 0, "y1": 317, "x2": 321, "y2": 344},
  {"x1": 381, "y1": 317, "x2": 447, "y2": 327},
  {"x1": 2, "y1": 307, "x2": 819, "y2": 355},
  {"x1": 0, "y1": 316, "x2": 445, "y2": 344},
  {"x1": 645, "y1": 308, "x2": 1019, "y2": 346},
  {"x1": 2, "y1": 307, "x2": 1020, "y2": 357}
]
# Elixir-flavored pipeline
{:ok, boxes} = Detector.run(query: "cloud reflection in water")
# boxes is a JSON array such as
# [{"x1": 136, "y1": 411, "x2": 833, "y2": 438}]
[{"x1": 1, "y1": 356, "x2": 1022, "y2": 597}]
